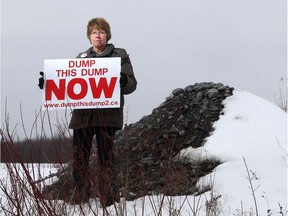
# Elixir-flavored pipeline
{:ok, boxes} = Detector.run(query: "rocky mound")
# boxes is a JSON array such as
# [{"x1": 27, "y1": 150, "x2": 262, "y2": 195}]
[{"x1": 114, "y1": 82, "x2": 234, "y2": 199}]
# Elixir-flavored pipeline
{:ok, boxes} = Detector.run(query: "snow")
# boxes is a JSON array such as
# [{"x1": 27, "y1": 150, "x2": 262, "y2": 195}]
[
  {"x1": 0, "y1": 89, "x2": 287, "y2": 215},
  {"x1": 202, "y1": 90, "x2": 287, "y2": 212}
]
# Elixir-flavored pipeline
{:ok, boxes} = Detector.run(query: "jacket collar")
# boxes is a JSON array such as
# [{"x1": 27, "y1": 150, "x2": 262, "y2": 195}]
[{"x1": 87, "y1": 44, "x2": 115, "y2": 57}]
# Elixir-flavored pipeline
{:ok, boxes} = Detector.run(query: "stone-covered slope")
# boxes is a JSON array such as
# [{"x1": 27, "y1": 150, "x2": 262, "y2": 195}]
[{"x1": 114, "y1": 82, "x2": 234, "y2": 199}]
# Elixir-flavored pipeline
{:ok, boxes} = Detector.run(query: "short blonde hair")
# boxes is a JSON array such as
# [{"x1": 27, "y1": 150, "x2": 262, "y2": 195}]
[{"x1": 87, "y1": 17, "x2": 111, "y2": 41}]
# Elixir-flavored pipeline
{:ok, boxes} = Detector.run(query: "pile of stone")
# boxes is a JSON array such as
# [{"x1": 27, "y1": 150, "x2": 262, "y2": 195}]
[{"x1": 114, "y1": 82, "x2": 234, "y2": 199}]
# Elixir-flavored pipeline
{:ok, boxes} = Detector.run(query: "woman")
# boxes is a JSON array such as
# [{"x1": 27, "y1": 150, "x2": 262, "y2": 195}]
[
  {"x1": 39, "y1": 17, "x2": 137, "y2": 207},
  {"x1": 70, "y1": 17, "x2": 137, "y2": 206}
]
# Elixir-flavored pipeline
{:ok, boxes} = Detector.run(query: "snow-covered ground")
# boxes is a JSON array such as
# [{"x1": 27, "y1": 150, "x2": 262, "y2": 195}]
[{"x1": 0, "y1": 89, "x2": 287, "y2": 215}]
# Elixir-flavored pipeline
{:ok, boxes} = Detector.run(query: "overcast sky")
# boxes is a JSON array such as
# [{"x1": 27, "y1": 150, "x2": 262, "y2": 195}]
[{"x1": 1, "y1": 0, "x2": 287, "y2": 139}]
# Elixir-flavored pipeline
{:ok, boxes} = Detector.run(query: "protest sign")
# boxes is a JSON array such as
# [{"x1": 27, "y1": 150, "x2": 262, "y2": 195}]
[{"x1": 42, "y1": 57, "x2": 121, "y2": 109}]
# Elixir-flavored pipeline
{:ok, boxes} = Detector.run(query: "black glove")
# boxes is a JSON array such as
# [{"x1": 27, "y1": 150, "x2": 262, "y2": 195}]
[
  {"x1": 120, "y1": 72, "x2": 128, "y2": 87},
  {"x1": 38, "y1": 71, "x2": 44, "y2": 89}
]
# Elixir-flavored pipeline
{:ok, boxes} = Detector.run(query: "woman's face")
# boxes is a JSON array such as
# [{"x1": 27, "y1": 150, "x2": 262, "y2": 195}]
[{"x1": 89, "y1": 28, "x2": 108, "y2": 51}]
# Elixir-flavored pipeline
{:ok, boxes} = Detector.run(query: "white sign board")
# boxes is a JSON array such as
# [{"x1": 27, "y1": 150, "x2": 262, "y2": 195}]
[{"x1": 43, "y1": 58, "x2": 121, "y2": 109}]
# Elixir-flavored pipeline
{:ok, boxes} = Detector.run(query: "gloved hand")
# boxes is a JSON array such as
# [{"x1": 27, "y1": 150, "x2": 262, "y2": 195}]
[
  {"x1": 120, "y1": 72, "x2": 128, "y2": 87},
  {"x1": 38, "y1": 71, "x2": 44, "y2": 89}
]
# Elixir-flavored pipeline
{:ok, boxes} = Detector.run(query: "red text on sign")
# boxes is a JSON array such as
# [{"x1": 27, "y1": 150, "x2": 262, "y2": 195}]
[
  {"x1": 68, "y1": 60, "x2": 96, "y2": 68},
  {"x1": 45, "y1": 77, "x2": 117, "y2": 100},
  {"x1": 81, "y1": 68, "x2": 108, "y2": 76},
  {"x1": 56, "y1": 69, "x2": 77, "y2": 77}
]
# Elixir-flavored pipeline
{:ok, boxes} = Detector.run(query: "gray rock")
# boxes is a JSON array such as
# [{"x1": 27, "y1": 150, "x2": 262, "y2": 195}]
[{"x1": 172, "y1": 88, "x2": 184, "y2": 96}]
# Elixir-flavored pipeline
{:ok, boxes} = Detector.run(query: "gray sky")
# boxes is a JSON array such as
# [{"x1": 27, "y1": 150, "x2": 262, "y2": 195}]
[{"x1": 1, "y1": 0, "x2": 287, "y2": 139}]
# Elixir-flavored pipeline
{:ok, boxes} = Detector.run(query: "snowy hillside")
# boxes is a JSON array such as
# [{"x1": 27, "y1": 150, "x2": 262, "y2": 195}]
[{"x1": 187, "y1": 89, "x2": 287, "y2": 215}]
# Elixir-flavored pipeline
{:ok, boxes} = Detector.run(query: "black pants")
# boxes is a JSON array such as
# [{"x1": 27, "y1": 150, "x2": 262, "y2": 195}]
[{"x1": 72, "y1": 126, "x2": 119, "y2": 203}]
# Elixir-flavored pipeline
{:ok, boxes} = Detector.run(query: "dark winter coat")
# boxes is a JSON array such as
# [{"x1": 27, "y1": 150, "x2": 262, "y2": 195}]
[{"x1": 68, "y1": 44, "x2": 137, "y2": 129}]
